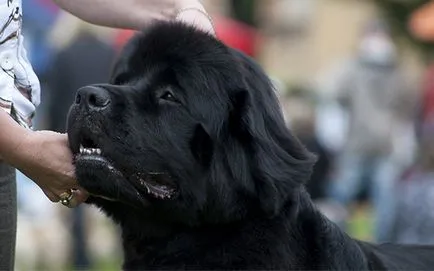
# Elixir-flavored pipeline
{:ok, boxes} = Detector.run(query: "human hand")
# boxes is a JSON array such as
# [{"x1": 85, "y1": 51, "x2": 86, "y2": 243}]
[
  {"x1": 52, "y1": 0, "x2": 215, "y2": 36},
  {"x1": 175, "y1": 0, "x2": 215, "y2": 35},
  {"x1": 13, "y1": 130, "x2": 88, "y2": 206}
]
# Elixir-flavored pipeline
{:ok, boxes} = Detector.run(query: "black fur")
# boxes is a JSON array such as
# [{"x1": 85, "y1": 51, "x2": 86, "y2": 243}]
[{"x1": 67, "y1": 22, "x2": 434, "y2": 270}]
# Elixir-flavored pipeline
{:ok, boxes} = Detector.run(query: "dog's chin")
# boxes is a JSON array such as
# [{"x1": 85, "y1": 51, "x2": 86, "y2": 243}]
[
  {"x1": 76, "y1": 154, "x2": 123, "y2": 179},
  {"x1": 74, "y1": 152, "x2": 178, "y2": 205}
]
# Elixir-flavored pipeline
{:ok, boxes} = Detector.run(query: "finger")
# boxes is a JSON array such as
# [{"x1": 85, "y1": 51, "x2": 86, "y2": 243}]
[
  {"x1": 64, "y1": 189, "x2": 88, "y2": 208},
  {"x1": 67, "y1": 171, "x2": 77, "y2": 181},
  {"x1": 64, "y1": 196, "x2": 78, "y2": 208},
  {"x1": 57, "y1": 133, "x2": 70, "y2": 142},
  {"x1": 57, "y1": 178, "x2": 78, "y2": 191},
  {"x1": 176, "y1": 9, "x2": 215, "y2": 35},
  {"x1": 43, "y1": 189, "x2": 60, "y2": 203},
  {"x1": 73, "y1": 188, "x2": 89, "y2": 204},
  {"x1": 59, "y1": 168, "x2": 78, "y2": 188}
]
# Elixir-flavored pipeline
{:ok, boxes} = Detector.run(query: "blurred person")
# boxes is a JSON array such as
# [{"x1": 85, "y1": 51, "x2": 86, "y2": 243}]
[
  {"x1": 22, "y1": 0, "x2": 59, "y2": 78},
  {"x1": 391, "y1": 121, "x2": 434, "y2": 245},
  {"x1": 418, "y1": 64, "x2": 434, "y2": 139},
  {"x1": 15, "y1": 170, "x2": 69, "y2": 271},
  {"x1": 283, "y1": 87, "x2": 332, "y2": 201},
  {"x1": 283, "y1": 87, "x2": 349, "y2": 226},
  {"x1": 323, "y1": 20, "x2": 417, "y2": 242},
  {"x1": 409, "y1": 0, "x2": 434, "y2": 43},
  {"x1": 397, "y1": 0, "x2": 434, "y2": 245},
  {"x1": 0, "y1": 0, "x2": 215, "y2": 269},
  {"x1": 409, "y1": 2, "x2": 434, "y2": 141}
]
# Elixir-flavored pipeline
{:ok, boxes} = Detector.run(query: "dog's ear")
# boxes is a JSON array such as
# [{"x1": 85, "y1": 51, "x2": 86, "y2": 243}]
[
  {"x1": 227, "y1": 52, "x2": 316, "y2": 217},
  {"x1": 190, "y1": 124, "x2": 214, "y2": 168}
]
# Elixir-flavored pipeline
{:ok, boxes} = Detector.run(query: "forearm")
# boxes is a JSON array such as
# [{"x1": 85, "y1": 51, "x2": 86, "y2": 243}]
[
  {"x1": 52, "y1": 0, "x2": 177, "y2": 30},
  {"x1": 0, "y1": 109, "x2": 31, "y2": 166},
  {"x1": 52, "y1": 0, "x2": 214, "y2": 34}
]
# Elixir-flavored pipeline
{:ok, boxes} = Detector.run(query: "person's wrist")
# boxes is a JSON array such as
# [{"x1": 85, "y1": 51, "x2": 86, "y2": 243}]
[
  {"x1": 0, "y1": 109, "x2": 33, "y2": 165},
  {"x1": 5, "y1": 128, "x2": 36, "y2": 170}
]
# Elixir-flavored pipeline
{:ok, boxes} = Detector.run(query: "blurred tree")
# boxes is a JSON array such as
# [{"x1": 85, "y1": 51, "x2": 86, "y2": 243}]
[
  {"x1": 373, "y1": 0, "x2": 434, "y2": 61},
  {"x1": 229, "y1": 0, "x2": 257, "y2": 27}
]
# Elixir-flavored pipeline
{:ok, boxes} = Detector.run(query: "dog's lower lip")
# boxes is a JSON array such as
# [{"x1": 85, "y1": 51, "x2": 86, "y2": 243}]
[
  {"x1": 75, "y1": 150, "x2": 177, "y2": 200},
  {"x1": 74, "y1": 154, "x2": 126, "y2": 184}
]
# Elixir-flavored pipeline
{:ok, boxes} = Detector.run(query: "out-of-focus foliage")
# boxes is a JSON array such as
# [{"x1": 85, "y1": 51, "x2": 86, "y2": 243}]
[
  {"x1": 374, "y1": 0, "x2": 433, "y2": 61},
  {"x1": 229, "y1": 0, "x2": 257, "y2": 26}
]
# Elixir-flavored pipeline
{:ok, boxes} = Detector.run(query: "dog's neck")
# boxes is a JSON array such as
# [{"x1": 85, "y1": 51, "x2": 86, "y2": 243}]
[{"x1": 104, "y1": 190, "x2": 366, "y2": 270}]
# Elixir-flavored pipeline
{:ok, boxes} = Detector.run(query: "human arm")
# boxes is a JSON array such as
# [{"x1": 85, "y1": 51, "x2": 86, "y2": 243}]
[
  {"x1": 0, "y1": 0, "x2": 212, "y2": 206},
  {"x1": 52, "y1": 0, "x2": 215, "y2": 34},
  {"x1": 0, "y1": 108, "x2": 31, "y2": 164}
]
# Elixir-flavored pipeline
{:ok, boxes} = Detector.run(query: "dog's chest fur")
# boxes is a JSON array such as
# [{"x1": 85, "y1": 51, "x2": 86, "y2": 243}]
[{"x1": 90, "y1": 194, "x2": 369, "y2": 270}]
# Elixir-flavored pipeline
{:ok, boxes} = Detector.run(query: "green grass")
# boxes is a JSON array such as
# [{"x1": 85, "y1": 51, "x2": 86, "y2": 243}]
[{"x1": 347, "y1": 203, "x2": 374, "y2": 241}]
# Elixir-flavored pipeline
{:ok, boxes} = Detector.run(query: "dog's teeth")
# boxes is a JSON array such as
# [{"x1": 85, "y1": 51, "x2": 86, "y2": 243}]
[{"x1": 80, "y1": 147, "x2": 102, "y2": 155}]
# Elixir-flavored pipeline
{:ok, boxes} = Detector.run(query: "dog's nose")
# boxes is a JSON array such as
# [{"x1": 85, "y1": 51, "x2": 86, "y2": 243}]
[{"x1": 75, "y1": 86, "x2": 110, "y2": 111}]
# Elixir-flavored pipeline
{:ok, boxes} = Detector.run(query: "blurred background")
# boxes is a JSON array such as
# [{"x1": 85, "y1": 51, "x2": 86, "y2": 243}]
[{"x1": 15, "y1": 0, "x2": 434, "y2": 270}]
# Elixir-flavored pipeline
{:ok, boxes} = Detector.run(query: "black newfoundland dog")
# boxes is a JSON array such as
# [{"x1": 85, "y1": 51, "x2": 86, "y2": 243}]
[{"x1": 67, "y1": 22, "x2": 434, "y2": 270}]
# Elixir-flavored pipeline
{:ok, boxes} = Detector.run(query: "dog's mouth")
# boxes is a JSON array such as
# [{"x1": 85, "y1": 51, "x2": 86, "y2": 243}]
[{"x1": 72, "y1": 135, "x2": 178, "y2": 200}]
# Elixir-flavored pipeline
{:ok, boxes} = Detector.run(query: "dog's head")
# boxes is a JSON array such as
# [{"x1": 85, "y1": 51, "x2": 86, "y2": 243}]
[{"x1": 67, "y1": 22, "x2": 315, "y2": 225}]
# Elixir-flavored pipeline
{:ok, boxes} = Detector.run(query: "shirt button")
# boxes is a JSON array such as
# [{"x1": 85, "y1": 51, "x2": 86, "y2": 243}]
[{"x1": 1, "y1": 53, "x2": 13, "y2": 71}]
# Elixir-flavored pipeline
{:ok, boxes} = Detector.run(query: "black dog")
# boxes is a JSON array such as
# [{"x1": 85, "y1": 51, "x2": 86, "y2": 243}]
[{"x1": 67, "y1": 22, "x2": 434, "y2": 270}]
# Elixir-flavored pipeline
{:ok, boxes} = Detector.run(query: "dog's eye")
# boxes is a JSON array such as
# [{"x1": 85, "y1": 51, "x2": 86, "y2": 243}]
[{"x1": 159, "y1": 91, "x2": 178, "y2": 103}]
